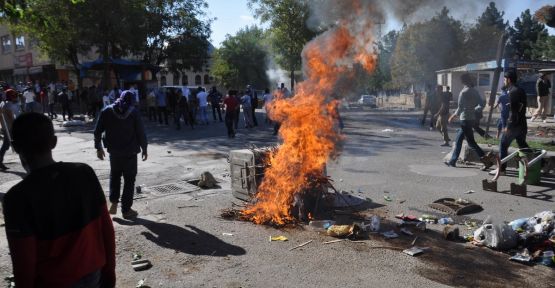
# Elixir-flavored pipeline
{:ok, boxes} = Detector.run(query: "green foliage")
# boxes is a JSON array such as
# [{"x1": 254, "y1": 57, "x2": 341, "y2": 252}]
[
  {"x1": 508, "y1": 9, "x2": 548, "y2": 60},
  {"x1": 532, "y1": 34, "x2": 555, "y2": 60},
  {"x1": 248, "y1": 0, "x2": 317, "y2": 89},
  {"x1": 465, "y1": 2, "x2": 508, "y2": 62},
  {"x1": 367, "y1": 30, "x2": 399, "y2": 91},
  {"x1": 211, "y1": 26, "x2": 269, "y2": 89},
  {"x1": 390, "y1": 7, "x2": 465, "y2": 88}
]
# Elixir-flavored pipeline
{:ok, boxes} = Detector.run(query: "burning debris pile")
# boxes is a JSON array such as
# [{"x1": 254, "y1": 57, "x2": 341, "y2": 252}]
[{"x1": 236, "y1": 1, "x2": 377, "y2": 226}]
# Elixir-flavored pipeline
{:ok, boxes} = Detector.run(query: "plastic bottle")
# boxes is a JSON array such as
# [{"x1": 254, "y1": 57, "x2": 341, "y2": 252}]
[
  {"x1": 308, "y1": 220, "x2": 335, "y2": 231},
  {"x1": 438, "y1": 217, "x2": 454, "y2": 225}
]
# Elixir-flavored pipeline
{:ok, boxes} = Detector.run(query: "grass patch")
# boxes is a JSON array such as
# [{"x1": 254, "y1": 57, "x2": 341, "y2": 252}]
[{"x1": 476, "y1": 137, "x2": 555, "y2": 151}]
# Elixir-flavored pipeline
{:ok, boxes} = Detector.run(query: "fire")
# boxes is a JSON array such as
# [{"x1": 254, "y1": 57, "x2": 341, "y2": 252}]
[{"x1": 241, "y1": 0, "x2": 377, "y2": 225}]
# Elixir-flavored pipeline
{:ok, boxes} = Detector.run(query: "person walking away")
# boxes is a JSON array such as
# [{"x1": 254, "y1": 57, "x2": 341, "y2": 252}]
[
  {"x1": 494, "y1": 86, "x2": 510, "y2": 139},
  {"x1": 156, "y1": 88, "x2": 169, "y2": 125},
  {"x1": 262, "y1": 88, "x2": 273, "y2": 124},
  {"x1": 246, "y1": 85, "x2": 258, "y2": 126},
  {"x1": 147, "y1": 88, "x2": 157, "y2": 122},
  {"x1": 490, "y1": 71, "x2": 529, "y2": 175},
  {"x1": 47, "y1": 86, "x2": 57, "y2": 119},
  {"x1": 445, "y1": 73, "x2": 493, "y2": 170},
  {"x1": 23, "y1": 86, "x2": 36, "y2": 112},
  {"x1": 167, "y1": 89, "x2": 178, "y2": 126},
  {"x1": 58, "y1": 87, "x2": 72, "y2": 121},
  {"x1": 532, "y1": 72, "x2": 551, "y2": 123},
  {"x1": 435, "y1": 85, "x2": 451, "y2": 146},
  {"x1": 3, "y1": 113, "x2": 116, "y2": 287},
  {"x1": 0, "y1": 89, "x2": 20, "y2": 171},
  {"x1": 189, "y1": 88, "x2": 199, "y2": 125},
  {"x1": 94, "y1": 91, "x2": 147, "y2": 219},
  {"x1": 196, "y1": 87, "x2": 209, "y2": 125},
  {"x1": 208, "y1": 86, "x2": 223, "y2": 122},
  {"x1": 241, "y1": 91, "x2": 253, "y2": 128},
  {"x1": 176, "y1": 90, "x2": 194, "y2": 130},
  {"x1": 223, "y1": 91, "x2": 239, "y2": 138}
]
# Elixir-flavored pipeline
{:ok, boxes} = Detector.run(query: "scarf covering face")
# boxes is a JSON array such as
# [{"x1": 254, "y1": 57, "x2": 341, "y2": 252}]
[{"x1": 113, "y1": 90, "x2": 135, "y2": 114}]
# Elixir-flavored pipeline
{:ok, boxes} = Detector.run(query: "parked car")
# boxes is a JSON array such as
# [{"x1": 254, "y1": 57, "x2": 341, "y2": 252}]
[{"x1": 358, "y1": 95, "x2": 377, "y2": 107}]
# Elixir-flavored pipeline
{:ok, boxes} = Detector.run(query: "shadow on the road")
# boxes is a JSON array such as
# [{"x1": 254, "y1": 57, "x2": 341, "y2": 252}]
[{"x1": 113, "y1": 217, "x2": 246, "y2": 257}]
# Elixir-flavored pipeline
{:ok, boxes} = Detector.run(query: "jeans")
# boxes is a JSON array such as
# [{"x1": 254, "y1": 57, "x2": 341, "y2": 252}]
[
  {"x1": 199, "y1": 106, "x2": 208, "y2": 124},
  {"x1": 242, "y1": 107, "x2": 253, "y2": 127},
  {"x1": 251, "y1": 106, "x2": 258, "y2": 126},
  {"x1": 449, "y1": 120, "x2": 485, "y2": 165},
  {"x1": 49, "y1": 103, "x2": 57, "y2": 118},
  {"x1": 25, "y1": 102, "x2": 35, "y2": 112},
  {"x1": 499, "y1": 125, "x2": 529, "y2": 170},
  {"x1": 62, "y1": 103, "x2": 72, "y2": 120},
  {"x1": 148, "y1": 106, "x2": 156, "y2": 121},
  {"x1": 0, "y1": 129, "x2": 10, "y2": 164},
  {"x1": 109, "y1": 155, "x2": 137, "y2": 213}
]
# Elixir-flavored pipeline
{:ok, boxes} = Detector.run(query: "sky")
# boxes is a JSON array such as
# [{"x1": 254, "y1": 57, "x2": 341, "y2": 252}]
[{"x1": 205, "y1": 0, "x2": 554, "y2": 48}]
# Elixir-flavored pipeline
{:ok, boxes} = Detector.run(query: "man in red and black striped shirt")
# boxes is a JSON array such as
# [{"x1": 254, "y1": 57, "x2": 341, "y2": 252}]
[{"x1": 2, "y1": 113, "x2": 116, "y2": 288}]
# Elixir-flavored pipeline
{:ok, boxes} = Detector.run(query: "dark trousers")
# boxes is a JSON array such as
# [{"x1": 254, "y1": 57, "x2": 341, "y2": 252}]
[
  {"x1": 62, "y1": 103, "x2": 72, "y2": 120},
  {"x1": 225, "y1": 112, "x2": 236, "y2": 137},
  {"x1": 148, "y1": 106, "x2": 156, "y2": 121},
  {"x1": 233, "y1": 109, "x2": 240, "y2": 129},
  {"x1": 157, "y1": 106, "x2": 168, "y2": 125},
  {"x1": 499, "y1": 126, "x2": 529, "y2": 171},
  {"x1": 49, "y1": 103, "x2": 57, "y2": 118},
  {"x1": 449, "y1": 120, "x2": 485, "y2": 165},
  {"x1": 109, "y1": 155, "x2": 137, "y2": 213},
  {"x1": 0, "y1": 129, "x2": 10, "y2": 164},
  {"x1": 473, "y1": 118, "x2": 487, "y2": 138},
  {"x1": 212, "y1": 104, "x2": 222, "y2": 122},
  {"x1": 176, "y1": 108, "x2": 194, "y2": 129},
  {"x1": 252, "y1": 107, "x2": 258, "y2": 126}
]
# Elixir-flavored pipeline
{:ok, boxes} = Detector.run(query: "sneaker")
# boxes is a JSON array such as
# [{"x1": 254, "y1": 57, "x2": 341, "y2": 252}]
[
  {"x1": 444, "y1": 161, "x2": 456, "y2": 167},
  {"x1": 109, "y1": 202, "x2": 118, "y2": 215},
  {"x1": 440, "y1": 142, "x2": 450, "y2": 147},
  {"x1": 122, "y1": 209, "x2": 138, "y2": 219},
  {"x1": 0, "y1": 164, "x2": 9, "y2": 171}
]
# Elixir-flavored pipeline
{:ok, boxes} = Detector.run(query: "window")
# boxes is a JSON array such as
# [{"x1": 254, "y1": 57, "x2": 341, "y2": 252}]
[
  {"x1": 195, "y1": 75, "x2": 201, "y2": 85},
  {"x1": 15, "y1": 36, "x2": 25, "y2": 50},
  {"x1": 182, "y1": 75, "x2": 188, "y2": 85},
  {"x1": 1, "y1": 35, "x2": 12, "y2": 53},
  {"x1": 478, "y1": 73, "x2": 490, "y2": 87},
  {"x1": 204, "y1": 74, "x2": 210, "y2": 84},
  {"x1": 172, "y1": 72, "x2": 180, "y2": 85}
]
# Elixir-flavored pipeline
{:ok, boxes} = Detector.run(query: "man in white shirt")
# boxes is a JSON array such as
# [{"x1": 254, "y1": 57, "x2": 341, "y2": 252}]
[
  {"x1": 196, "y1": 87, "x2": 209, "y2": 125},
  {"x1": 23, "y1": 86, "x2": 36, "y2": 112}
]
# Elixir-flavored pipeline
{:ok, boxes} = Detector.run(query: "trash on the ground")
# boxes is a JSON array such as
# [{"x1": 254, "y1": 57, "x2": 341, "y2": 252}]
[
  {"x1": 395, "y1": 213, "x2": 418, "y2": 221},
  {"x1": 429, "y1": 197, "x2": 483, "y2": 215},
  {"x1": 309, "y1": 220, "x2": 336, "y2": 231},
  {"x1": 222, "y1": 233, "x2": 234, "y2": 236},
  {"x1": 438, "y1": 217, "x2": 454, "y2": 225},
  {"x1": 381, "y1": 230, "x2": 399, "y2": 239},
  {"x1": 136, "y1": 279, "x2": 150, "y2": 288},
  {"x1": 198, "y1": 171, "x2": 218, "y2": 188},
  {"x1": 62, "y1": 120, "x2": 85, "y2": 127},
  {"x1": 269, "y1": 235, "x2": 289, "y2": 242},
  {"x1": 443, "y1": 225, "x2": 460, "y2": 241},
  {"x1": 540, "y1": 250, "x2": 554, "y2": 266},
  {"x1": 464, "y1": 190, "x2": 475, "y2": 194},
  {"x1": 411, "y1": 237, "x2": 418, "y2": 246},
  {"x1": 403, "y1": 246, "x2": 424, "y2": 256},
  {"x1": 473, "y1": 217, "x2": 517, "y2": 250},
  {"x1": 384, "y1": 195, "x2": 392, "y2": 202},
  {"x1": 132, "y1": 259, "x2": 152, "y2": 271},
  {"x1": 132, "y1": 253, "x2": 142, "y2": 261},
  {"x1": 400, "y1": 220, "x2": 426, "y2": 231},
  {"x1": 363, "y1": 215, "x2": 380, "y2": 232},
  {"x1": 400, "y1": 228, "x2": 413, "y2": 236},
  {"x1": 167, "y1": 150, "x2": 172, "y2": 154},
  {"x1": 381, "y1": 128, "x2": 394, "y2": 132},
  {"x1": 322, "y1": 239, "x2": 345, "y2": 244},
  {"x1": 135, "y1": 184, "x2": 145, "y2": 194},
  {"x1": 327, "y1": 224, "x2": 362, "y2": 239},
  {"x1": 510, "y1": 248, "x2": 532, "y2": 264},
  {"x1": 419, "y1": 214, "x2": 437, "y2": 224},
  {"x1": 289, "y1": 240, "x2": 313, "y2": 251}
]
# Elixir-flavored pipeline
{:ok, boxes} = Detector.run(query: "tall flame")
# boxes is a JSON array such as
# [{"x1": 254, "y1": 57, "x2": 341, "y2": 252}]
[{"x1": 242, "y1": 0, "x2": 377, "y2": 225}]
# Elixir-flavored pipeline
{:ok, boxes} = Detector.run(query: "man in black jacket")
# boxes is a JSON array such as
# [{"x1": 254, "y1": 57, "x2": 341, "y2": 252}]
[
  {"x1": 495, "y1": 70, "x2": 529, "y2": 174},
  {"x1": 94, "y1": 90, "x2": 148, "y2": 219}
]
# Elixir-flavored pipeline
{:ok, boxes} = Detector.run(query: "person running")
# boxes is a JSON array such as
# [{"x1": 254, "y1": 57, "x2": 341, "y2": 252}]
[
  {"x1": 435, "y1": 85, "x2": 451, "y2": 146},
  {"x1": 445, "y1": 73, "x2": 493, "y2": 169},
  {"x1": 208, "y1": 86, "x2": 223, "y2": 122},
  {"x1": 3, "y1": 113, "x2": 116, "y2": 287},
  {"x1": 494, "y1": 86, "x2": 510, "y2": 139},
  {"x1": 531, "y1": 72, "x2": 551, "y2": 123},
  {"x1": 94, "y1": 91, "x2": 147, "y2": 219},
  {"x1": 196, "y1": 87, "x2": 209, "y2": 125},
  {"x1": 240, "y1": 91, "x2": 253, "y2": 128},
  {"x1": 223, "y1": 91, "x2": 239, "y2": 138},
  {"x1": 0, "y1": 89, "x2": 20, "y2": 171},
  {"x1": 491, "y1": 70, "x2": 529, "y2": 175}
]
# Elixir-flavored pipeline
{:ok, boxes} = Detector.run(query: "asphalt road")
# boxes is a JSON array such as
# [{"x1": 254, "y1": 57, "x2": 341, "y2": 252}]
[{"x1": 0, "y1": 109, "x2": 553, "y2": 287}]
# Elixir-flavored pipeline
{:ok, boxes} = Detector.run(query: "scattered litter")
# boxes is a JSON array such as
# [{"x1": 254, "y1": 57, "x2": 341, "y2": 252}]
[
  {"x1": 132, "y1": 253, "x2": 142, "y2": 261},
  {"x1": 198, "y1": 171, "x2": 218, "y2": 188},
  {"x1": 396, "y1": 213, "x2": 418, "y2": 221},
  {"x1": 400, "y1": 228, "x2": 413, "y2": 236},
  {"x1": 322, "y1": 239, "x2": 345, "y2": 244},
  {"x1": 136, "y1": 279, "x2": 149, "y2": 288},
  {"x1": 132, "y1": 259, "x2": 152, "y2": 271},
  {"x1": 438, "y1": 217, "x2": 454, "y2": 225},
  {"x1": 443, "y1": 225, "x2": 460, "y2": 241},
  {"x1": 464, "y1": 190, "x2": 475, "y2": 194},
  {"x1": 289, "y1": 240, "x2": 313, "y2": 251},
  {"x1": 381, "y1": 129, "x2": 394, "y2": 132},
  {"x1": 429, "y1": 197, "x2": 483, "y2": 215},
  {"x1": 419, "y1": 214, "x2": 437, "y2": 224},
  {"x1": 333, "y1": 193, "x2": 366, "y2": 208},
  {"x1": 381, "y1": 230, "x2": 399, "y2": 239},
  {"x1": 269, "y1": 235, "x2": 288, "y2": 242},
  {"x1": 327, "y1": 224, "x2": 362, "y2": 238},
  {"x1": 403, "y1": 247, "x2": 424, "y2": 256},
  {"x1": 411, "y1": 237, "x2": 418, "y2": 246},
  {"x1": 399, "y1": 199, "x2": 406, "y2": 204},
  {"x1": 384, "y1": 195, "x2": 392, "y2": 202},
  {"x1": 309, "y1": 220, "x2": 335, "y2": 231},
  {"x1": 222, "y1": 233, "x2": 234, "y2": 236},
  {"x1": 473, "y1": 216, "x2": 517, "y2": 250},
  {"x1": 362, "y1": 215, "x2": 381, "y2": 232},
  {"x1": 510, "y1": 248, "x2": 532, "y2": 264},
  {"x1": 167, "y1": 151, "x2": 172, "y2": 154},
  {"x1": 135, "y1": 184, "x2": 145, "y2": 194}
]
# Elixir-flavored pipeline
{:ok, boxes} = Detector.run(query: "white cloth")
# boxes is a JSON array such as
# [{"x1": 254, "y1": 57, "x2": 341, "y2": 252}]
[
  {"x1": 197, "y1": 91, "x2": 208, "y2": 107},
  {"x1": 23, "y1": 91, "x2": 36, "y2": 103},
  {"x1": 182, "y1": 87, "x2": 191, "y2": 101}
]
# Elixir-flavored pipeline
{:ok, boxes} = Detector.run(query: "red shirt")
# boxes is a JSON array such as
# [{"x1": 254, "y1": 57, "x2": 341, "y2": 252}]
[{"x1": 223, "y1": 96, "x2": 239, "y2": 112}]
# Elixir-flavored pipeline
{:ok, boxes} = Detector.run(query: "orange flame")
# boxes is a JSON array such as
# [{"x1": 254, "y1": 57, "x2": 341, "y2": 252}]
[{"x1": 242, "y1": 0, "x2": 377, "y2": 225}]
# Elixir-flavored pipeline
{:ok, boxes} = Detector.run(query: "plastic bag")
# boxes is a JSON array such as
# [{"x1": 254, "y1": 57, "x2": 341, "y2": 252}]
[{"x1": 473, "y1": 216, "x2": 517, "y2": 250}]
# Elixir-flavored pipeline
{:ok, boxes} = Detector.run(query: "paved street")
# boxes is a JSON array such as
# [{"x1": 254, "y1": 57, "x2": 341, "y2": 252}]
[{"x1": 1, "y1": 109, "x2": 554, "y2": 287}]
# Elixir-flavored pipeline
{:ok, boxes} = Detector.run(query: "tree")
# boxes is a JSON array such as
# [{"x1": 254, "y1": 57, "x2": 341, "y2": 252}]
[
  {"x1": 367, "y1": 30, "x2": 399, "y2": 92},
  {"x1": 532, "y1": 34, "x2": 555, "y2": 60},
  {"x1": 465, "y1": 2, "x2": 508, "y2": 62},
  {"x1": 248, "y1": 0, "x2": 317, "y2": 91},
  {"x1": 508, "y1": 9, "x2": 548, "y2": 60},
  {"x1": 211, "y1": 26, "x2": 269, "y2": 89},
  {"x1": 390, "y1": 7, "x2": 465, "y2": 88}
]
